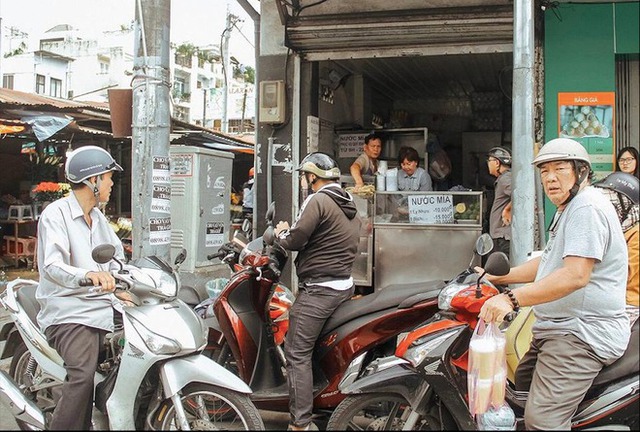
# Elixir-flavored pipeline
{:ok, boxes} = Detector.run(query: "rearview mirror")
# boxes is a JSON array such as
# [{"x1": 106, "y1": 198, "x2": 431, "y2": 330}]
[
  {"x1": 265, "y1": 202, "x2": 276, "y2": 226},
  {"x1": 174, "y1": 248, "x2": 187, "y2": 266},
  {"x1": 242, "y1": 218, "x2": 251, "y2": 233},
  {"x1": 475, "y1": 234, "x2": 494, "y2": 257},
  {"x1": 484, "y1": 252, "x2": 510, "y2": 276},
  {"x1": 92, "y1": 244, "x2": 116, "y2": 264},
  {"x1": 263, "y1": 226, "x2": 275, "y2": 246}
]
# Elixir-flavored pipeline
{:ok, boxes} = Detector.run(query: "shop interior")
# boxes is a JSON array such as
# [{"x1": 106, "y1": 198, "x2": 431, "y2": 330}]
[
  {"x1": 313, "y1": 51, "x2": 514, "y2": 192},
  {"x1": 302, "y1": 51, "x2": 515, "y2": 290}
]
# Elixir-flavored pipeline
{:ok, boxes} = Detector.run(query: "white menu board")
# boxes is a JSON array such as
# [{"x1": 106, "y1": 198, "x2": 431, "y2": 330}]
[{"x1": 408, "y1": 194, "x2": 454, "y2": 224}]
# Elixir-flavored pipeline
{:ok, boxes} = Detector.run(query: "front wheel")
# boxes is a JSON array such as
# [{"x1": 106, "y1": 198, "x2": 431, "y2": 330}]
[
  {"x1": 150, "y1": 383, "x2": 264, "y2": 430},
  {"x1": 327, "y1": 393, "x2": 447, "y2": 431}
]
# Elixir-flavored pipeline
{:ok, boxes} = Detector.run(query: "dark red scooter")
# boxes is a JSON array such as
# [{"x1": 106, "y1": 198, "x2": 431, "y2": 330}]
[{"x1": 205, "y1": 203, "x2": 448, "y2": 421}]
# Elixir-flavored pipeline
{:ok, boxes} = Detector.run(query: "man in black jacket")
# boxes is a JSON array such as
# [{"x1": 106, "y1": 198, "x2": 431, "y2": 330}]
[{"x1": 275, "y1": 152, "x2": 361, "y2": 431}]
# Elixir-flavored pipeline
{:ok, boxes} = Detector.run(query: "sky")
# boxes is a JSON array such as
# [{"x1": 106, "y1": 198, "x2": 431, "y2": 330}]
[{"x1": 0, "y1": 0, "x2": 259, "y2": 66}]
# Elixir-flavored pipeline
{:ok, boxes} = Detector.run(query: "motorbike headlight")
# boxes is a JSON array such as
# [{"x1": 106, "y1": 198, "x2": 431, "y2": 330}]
[
  {"x1": 129, "y1": 315, "x2": 181, "y2": 355},
  {"x1": 402, "y1": 328, "x2": 460, "y2": 367},
  {"x1": 438, "y1": 281, "x2": 469, "y2": 310}
]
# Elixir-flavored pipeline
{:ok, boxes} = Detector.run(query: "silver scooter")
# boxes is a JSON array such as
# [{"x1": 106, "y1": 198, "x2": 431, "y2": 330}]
[{"x1": 0, "y1": 244, "x2": 265, "y2": 430}]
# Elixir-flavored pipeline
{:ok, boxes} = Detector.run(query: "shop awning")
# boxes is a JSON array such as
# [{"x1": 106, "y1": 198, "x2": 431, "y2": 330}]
[
  {"x1": 0, "y1": 118, "x2": 27, "y2": 134},
  {"x1": 170, "y1": 131, "x2": 254, "y2": 154},
  {"x1": 281, "y1": 4, "x2": 513, "y2": 61}
]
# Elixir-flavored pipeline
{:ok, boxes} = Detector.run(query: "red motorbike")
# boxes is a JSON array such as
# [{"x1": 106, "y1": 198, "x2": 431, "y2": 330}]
[
  {"x1": 329, "y1": 236, "x2": 640, "y2": 430},
  {"x1": 205, "y1": 203, "x2": 450, "y2": 422}
]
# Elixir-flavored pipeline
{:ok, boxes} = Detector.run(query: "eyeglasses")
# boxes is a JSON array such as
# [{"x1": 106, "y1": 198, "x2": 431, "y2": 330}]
[{"x1": 618, "y1": 157, "x2": 636, "y2": 164}]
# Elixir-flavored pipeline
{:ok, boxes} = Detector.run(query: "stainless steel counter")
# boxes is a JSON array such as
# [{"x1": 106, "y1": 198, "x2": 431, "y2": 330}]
[{"x1": 372, "y1": 191, "x2": 483, "y2": 290}]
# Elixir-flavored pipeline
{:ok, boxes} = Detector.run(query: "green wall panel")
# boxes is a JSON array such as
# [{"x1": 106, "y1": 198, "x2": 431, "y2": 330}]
[
  {"x1": 542, "y1": 3, "x2": 618, "y2": 234},
  {"x1": 615, "y1": 2, "x2": 640, "y2": 54}
]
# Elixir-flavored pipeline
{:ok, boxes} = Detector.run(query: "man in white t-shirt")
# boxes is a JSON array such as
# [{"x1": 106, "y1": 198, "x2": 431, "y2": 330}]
[{"x1": 479, "y1": 138, "x2": 630, "y2": 430}]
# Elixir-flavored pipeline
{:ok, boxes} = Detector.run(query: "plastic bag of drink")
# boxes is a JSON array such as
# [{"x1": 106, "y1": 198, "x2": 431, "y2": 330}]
[{"x1": 468, "y1": 319, "x2": 508, "y2": 416}]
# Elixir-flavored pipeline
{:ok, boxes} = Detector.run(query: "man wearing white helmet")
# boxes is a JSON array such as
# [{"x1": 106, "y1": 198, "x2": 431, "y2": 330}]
[
  {"x1": 36, "y1": 145, "x2": 125, "y2": 430},
  {"x1": 478, "y1": 138, "x2": 630, "y2": 430}
]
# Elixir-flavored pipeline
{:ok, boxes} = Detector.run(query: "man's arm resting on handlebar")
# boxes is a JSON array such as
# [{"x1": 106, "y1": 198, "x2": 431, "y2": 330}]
[
  {"x1": 480, "y1": 256, "x2": 594, "y2": 323},
  {"x1": 511, "y1": 256, "x2": 595, "y2": 308},
  {"x1": 486, "y1": 256, "x2": 541, "y2": 286}
]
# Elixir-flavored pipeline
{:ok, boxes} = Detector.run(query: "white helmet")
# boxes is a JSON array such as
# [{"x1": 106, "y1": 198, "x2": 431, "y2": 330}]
[
  {"x1": 532, "y1": 138, "x2": 591, "y2": 168},
  {"x1": 534, "y1": 138, "x2": 592, "y2": 206}
]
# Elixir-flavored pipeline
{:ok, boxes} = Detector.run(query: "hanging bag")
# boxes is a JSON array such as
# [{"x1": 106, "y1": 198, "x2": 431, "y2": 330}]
[{"x1": 467, "y1": 319, "x2": 507, "y2": 416}]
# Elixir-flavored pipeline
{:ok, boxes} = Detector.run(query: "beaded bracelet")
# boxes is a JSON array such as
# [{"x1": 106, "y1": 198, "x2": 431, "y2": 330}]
[{"x1": 503, "y1": 288, "x2": 521, "y2": 312}]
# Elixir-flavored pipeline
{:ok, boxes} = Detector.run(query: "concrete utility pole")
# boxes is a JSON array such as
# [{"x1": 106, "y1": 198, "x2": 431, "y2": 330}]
[
  {"x1": 131, "y1": 0, "x2": 172, "y2": 261},
  {"x1": 221, "y1": 9, "x2": 233, "y2": 134},
  {"x1": 511, "y1": 0, "x2": 536, "y2": 266}
]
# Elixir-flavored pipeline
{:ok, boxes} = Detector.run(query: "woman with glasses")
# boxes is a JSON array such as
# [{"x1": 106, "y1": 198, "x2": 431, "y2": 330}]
[{"x1": 616, "y1": 146, "x2": 639, "y2": 179}]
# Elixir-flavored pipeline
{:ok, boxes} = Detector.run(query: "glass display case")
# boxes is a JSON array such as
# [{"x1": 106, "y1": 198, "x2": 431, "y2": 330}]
[{"x1": 374, "y1": 191, "x2": 482, "y2": 226}]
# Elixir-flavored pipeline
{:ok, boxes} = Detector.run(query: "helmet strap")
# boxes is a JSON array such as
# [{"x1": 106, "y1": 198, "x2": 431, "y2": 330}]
[
  {"x1": 82, "y1": 176, "x2": 102, "y2": 207},
  {"x1": 307, "y1": 172, "x2": 318, "y2": 186},
  {"x1": 562, "y1": 161, "x2": 588, "y2": 206}
]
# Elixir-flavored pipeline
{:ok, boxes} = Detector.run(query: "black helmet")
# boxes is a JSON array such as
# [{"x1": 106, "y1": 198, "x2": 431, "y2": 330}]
[
  {"x1": 65, "y1": 145, "x2": 122, "y2": 184},
  {"x1": 297, "y1": 152, "x2": 340, "y2": 179},
  {"x1": 594, "y1": 172, "x2": 639, "y2": 205},
  {"x1": 487, "y1": 146, "x2": 512, "y2": 166}
]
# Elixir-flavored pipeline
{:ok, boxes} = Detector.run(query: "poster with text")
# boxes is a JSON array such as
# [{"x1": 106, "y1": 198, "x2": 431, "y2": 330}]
[{"x1": 558, "y1": 92, "x2": 615, "y2": 181}]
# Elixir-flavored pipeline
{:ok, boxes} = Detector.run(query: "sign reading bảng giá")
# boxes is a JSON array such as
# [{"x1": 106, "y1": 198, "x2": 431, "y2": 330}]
[{"x1": 408, "y1": 194, "x2": 454, "y2": 224}]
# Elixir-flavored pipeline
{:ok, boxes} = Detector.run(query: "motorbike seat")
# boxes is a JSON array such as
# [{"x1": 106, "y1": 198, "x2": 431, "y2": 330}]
[
  {"x1": 321, "y1": 280, "x2": 443, "y2": 337},
  {"x1": 591, "y1": 318, "x2": 639, "y2": 387},
  {"x1": 16, "y1": 283, "x2": 41, "y2": 326}
]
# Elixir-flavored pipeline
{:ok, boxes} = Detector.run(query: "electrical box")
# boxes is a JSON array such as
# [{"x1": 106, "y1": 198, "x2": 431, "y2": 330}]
[
  {"x1": 170, "y1": 146, "x2": 234, "y2": 272},
  {"x1": 259, "y1": 80, "x2": 286, "y2": 124}
]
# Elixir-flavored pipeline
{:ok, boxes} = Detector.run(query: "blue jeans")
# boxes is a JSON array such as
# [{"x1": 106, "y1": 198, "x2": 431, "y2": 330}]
[{"x1": 285, "y1": 283, "x2": 354, "y2": 427}]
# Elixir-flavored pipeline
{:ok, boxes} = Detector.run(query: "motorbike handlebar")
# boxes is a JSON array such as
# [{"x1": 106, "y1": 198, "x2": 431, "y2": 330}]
[
  {"x1": 207, "y1": 243, "x2": 236, "y2": 261},
  {"x1": 79, "y1": 278, "x2": 94, "y2": 286},
  {"x1": 503, "y1": 311, "x2": 517, "y2": 323},
  {"x1": 207, "y1": 250, "x2": 227, "y2": 261},
  {"x1": 268, "y1": 262, "x2": 281, "y2": 279}
]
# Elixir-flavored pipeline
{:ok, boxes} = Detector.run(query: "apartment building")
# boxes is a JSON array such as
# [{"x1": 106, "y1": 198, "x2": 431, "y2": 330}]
[{"x1": 1, "y1": 24, "x2": 255, "y2": 133}]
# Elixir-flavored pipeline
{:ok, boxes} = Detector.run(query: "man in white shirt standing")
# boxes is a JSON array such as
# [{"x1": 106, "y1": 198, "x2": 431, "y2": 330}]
[{"x1": 36, "y1": 145, "x2": 125, "y2": 430}]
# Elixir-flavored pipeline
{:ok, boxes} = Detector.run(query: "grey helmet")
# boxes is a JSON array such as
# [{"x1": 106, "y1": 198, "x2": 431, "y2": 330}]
[
  {"x1": 297, "y1": 152, "x2": 341, "y2": 180},
  {"x1": 65, "y1": 145, "x2": 123, "y2": 184},
  {"x1": 487, "y1": 146, "x2": 512, "y2": 166}
]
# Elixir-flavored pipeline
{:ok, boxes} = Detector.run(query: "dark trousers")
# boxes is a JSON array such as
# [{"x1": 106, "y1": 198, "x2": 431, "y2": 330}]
[
  {"x1": 515, "y1": 334, "x2": 605, "y2": 430},
  {"x1": 45, "y1": 323, "x2": 107, "y2": 431},
  {"x1": 285, "y1": 284, "x2": 354, "y2": 427}
]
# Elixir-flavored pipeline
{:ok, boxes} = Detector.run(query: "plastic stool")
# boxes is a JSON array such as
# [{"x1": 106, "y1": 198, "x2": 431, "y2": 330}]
[{"x1": 8, "y1": 205, "x2": 34, "y2": 221}]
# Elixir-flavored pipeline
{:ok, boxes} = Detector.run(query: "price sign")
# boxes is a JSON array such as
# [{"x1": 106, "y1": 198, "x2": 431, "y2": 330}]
[
  {"x1": 408, "y1": 194, "x2": 454, "y2": 224},
  {"x1": 338, "y1": 133, "x2": 368, "y2": 158}
]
